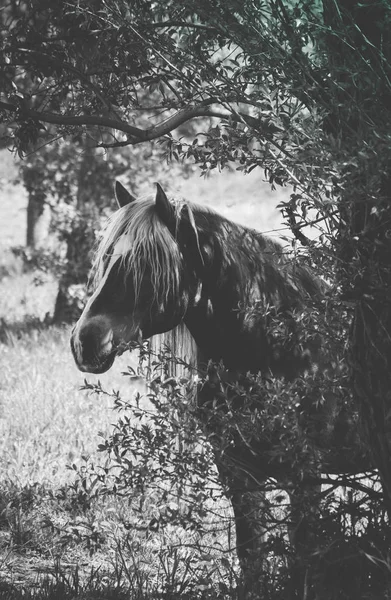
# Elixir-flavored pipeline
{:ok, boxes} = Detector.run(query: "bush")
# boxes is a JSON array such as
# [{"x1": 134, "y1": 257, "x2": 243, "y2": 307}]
[{"x1": 71, "y1": 337, "x2": 390, "y2": 598}]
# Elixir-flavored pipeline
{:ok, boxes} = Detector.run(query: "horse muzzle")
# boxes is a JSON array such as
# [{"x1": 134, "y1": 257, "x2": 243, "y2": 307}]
[
  {"x1": 70, "y1": 315, "x2": 143, "y2": 373},
  {"x1": 70, "y1": 317, "x2": 117, "y2": 373}
]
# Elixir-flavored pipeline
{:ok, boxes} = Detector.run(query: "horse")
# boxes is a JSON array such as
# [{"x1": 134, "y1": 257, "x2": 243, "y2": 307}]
[{"x1": 71, "y1": 181, "x2": 370, "y2": 597}]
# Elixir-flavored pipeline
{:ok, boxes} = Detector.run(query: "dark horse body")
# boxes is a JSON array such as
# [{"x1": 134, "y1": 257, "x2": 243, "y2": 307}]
[{"x1": 71, "y1": 182, "x2": 369, "y2": 595}]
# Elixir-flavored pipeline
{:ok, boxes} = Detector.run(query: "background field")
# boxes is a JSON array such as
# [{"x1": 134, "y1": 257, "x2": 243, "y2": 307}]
[{"x1": 0, "y1": 147, "x2": 287, "y2": 597}]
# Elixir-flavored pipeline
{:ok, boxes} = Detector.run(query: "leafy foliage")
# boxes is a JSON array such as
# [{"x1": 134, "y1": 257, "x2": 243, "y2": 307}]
[
  {"x1": 67, "y1": 329, "x2": 390, "y2": 598},
  {"x1": 1, "y1": 0, "x2": 390, "y2": 234}
]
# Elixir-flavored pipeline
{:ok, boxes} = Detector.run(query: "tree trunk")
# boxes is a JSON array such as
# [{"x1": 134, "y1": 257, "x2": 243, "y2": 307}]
[
  {"x1": 52, "y1": 215, "x2": 96, "y2": 323},
  {"x1": 26, "y1": 193, "x2": 48, "y2": 248},
  {"x1": 53, "y1": 137, "x2": 98, "y2": 324},
  {"x1": 350, "y1": 207, "x2": 391, "y2": 514},
  {"x1": 322, "y1": 0, "x2": 391, "y2": 515}
]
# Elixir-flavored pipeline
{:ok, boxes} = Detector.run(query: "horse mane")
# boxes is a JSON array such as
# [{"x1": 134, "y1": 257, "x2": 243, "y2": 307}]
[
  {"x1": 92, "y1": 194, "x2": 225, "y2": 305},
  {"x1": 150, "y1": 323, "x2": 198, "y2": 379},
  {"x1": 187, "y1": 205, "x2": 325, "y2": 309},
  {"x1": 93, "y1": 196, "x2": 184, "y2": 304}
]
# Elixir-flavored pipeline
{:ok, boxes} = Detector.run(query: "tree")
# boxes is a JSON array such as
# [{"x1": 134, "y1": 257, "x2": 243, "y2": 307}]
[
  {"x1": 16, "y1": 136, "x2": 125, "y2": 321},
  {"x1": 2, "y1": 0, "x2": 391, "y2": 591}
]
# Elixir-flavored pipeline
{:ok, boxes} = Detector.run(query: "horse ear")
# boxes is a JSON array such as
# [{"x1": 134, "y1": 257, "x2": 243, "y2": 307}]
[
  {"x1": 115, "y1": 181, "x2": 136, "y2": 208},
  {"x1": 155, "y1": 183, "x2": 175, "y2": 230}
]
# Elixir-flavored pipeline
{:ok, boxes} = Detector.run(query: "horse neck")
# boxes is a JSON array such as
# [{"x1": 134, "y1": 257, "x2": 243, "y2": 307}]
[{"x1": 183, "y1": 217, "x2": 319, "y2": 377}]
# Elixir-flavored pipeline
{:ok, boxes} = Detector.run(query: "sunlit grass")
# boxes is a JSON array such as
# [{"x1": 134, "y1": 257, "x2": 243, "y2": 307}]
[
  {"x1": 0, "y1": 325, "x2": 238, "y2": 598},
  {"x1": 0, "y1": 325, "x2": 144, "y2": 488}
]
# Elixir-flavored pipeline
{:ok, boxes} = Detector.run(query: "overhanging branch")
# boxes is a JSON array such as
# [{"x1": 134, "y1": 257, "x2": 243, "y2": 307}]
[{"x1": 0, "y1": 97, "x2": 266, "y2": 147}]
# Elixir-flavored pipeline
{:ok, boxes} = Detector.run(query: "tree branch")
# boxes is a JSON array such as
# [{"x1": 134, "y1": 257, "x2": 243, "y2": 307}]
[
  {"x1": 0, "y1": 97, "x2": 267, "y2": 146},
  {"x1": 0, "y1": 99, "x2": 226, "y2": 142},
  {"x1": 0, "y1": 99, "x2": 145, "y2": 139}
]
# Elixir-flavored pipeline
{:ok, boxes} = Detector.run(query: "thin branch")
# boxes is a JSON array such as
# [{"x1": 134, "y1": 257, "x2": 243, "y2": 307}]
[
  {"x1": 318, "y1": 473, "x2": 381, "y2": 500},
  {"x1": 149, "y1": 20, "x2": 217, "y2": 32},
  {"x1": 285, "y1": 203, "x2": 312, "y2": 246}
]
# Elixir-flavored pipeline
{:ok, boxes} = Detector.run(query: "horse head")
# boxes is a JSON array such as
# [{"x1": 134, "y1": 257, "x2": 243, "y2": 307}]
[{"x1": 70, "y1": 182, "x2": 196, "y2": 373}]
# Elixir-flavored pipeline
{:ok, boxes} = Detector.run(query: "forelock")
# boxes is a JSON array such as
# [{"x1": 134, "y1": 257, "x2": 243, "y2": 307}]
[{"x1": 92, "y1": 196, "x2": 183, "y2": 303}]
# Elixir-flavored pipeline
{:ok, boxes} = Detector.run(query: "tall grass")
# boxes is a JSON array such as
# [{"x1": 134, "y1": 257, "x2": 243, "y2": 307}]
[
  {"x1": 0, "y1": 326, "x2": 141, "y2": 487},
  {"x1": 0, "y1": 325, "x2": 239, "y2": 598}
]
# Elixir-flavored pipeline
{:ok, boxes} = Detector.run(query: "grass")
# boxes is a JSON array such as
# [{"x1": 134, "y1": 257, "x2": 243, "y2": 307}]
[
  {"x1": 1, "y1": 326, "x2": 124, "y2": 486},
  {"x1": 0, "y1": 324, "x2": 149, "y2": 594},
  {"x1": 0, "y1": 322, "x2": 240, "y2": 598}
]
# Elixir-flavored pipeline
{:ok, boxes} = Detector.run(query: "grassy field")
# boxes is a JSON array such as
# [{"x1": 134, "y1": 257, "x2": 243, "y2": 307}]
[{"x1": 0, "y1": 149, "x2": 287, "y2": 598}]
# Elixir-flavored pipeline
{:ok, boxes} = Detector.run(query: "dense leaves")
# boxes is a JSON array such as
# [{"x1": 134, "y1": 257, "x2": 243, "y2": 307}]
[
  {"x1": 74, "y1": 336, "x2": 389, "y2": 598},
  {"x1": 1, "y1": 1, "x2": 390, "y2": 248}
]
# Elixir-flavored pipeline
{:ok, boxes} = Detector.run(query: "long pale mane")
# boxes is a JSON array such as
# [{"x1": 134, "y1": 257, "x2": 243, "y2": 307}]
[{"x1": 92, "y1": 195, "x2": 193, "y2": 304}]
